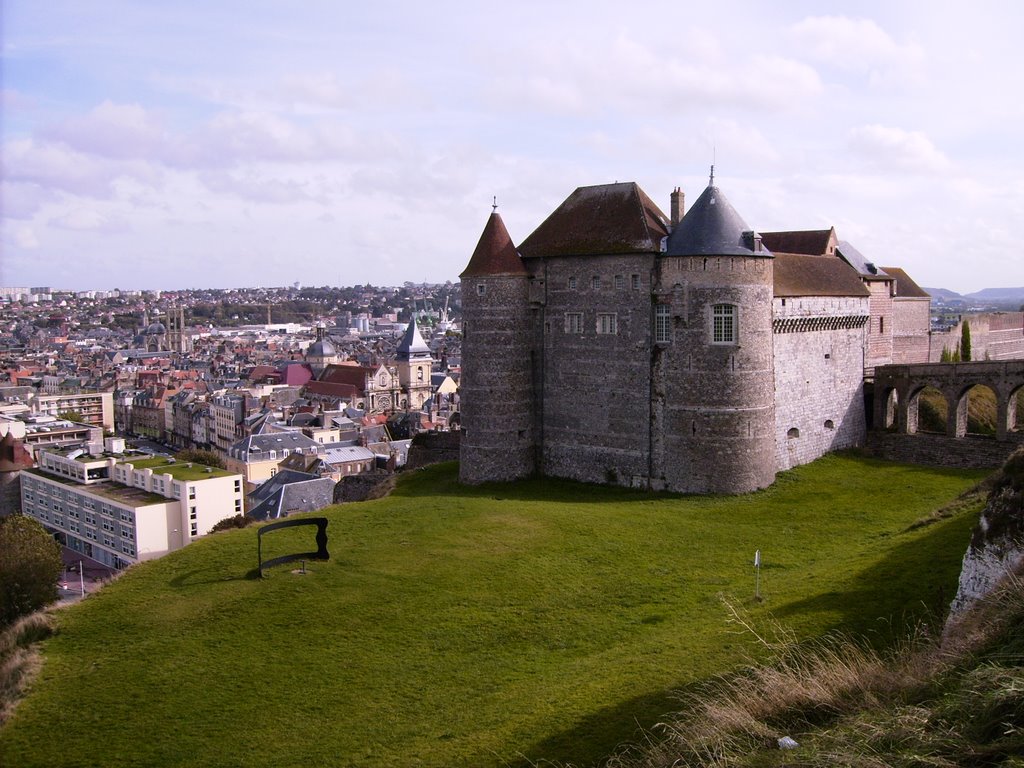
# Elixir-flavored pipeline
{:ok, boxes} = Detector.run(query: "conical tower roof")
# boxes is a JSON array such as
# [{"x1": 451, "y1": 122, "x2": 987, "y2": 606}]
[
  {"x1": 664, "y1": 184, "x2": 771, "y2": 258},
  {"x1": 460, "y1": 211, "x2": 528, "y2": 278},
  {"x1": 396, "y1": 316, "x2": 431, "y2": 360}
]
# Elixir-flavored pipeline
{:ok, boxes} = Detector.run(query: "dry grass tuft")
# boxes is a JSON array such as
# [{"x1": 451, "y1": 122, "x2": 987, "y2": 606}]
[
  {"x1": 604, "y1": 571, "x2": 1024, "y2": 768},
  {"x1": 0, "y1": 611, "x2": 55, "y2": 725}
]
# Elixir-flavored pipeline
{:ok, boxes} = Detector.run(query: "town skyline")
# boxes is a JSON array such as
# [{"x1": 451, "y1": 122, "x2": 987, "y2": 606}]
[{"x1": 4, "y1": 2, "x2": 1024, "y2": 293}]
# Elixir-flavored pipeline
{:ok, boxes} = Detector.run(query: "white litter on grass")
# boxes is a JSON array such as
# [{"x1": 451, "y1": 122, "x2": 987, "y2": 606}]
[{"x1": 777, "y1": 736, "x2": 799, "y2": 750}]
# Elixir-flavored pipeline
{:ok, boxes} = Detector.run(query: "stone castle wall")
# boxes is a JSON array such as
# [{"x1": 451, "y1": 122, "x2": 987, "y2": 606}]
[
  {"x1": 533, "y1": 253, "x2": 656, "y2": 487},
  {"x1": 891, "y1": 298, "x2": 931, "y2": 364},
  {"x1": 656, "y1": 254, "x2": 776, "y2": 494},
  {"x1": 930, "y1": 312, "x2": 1024, "y2": 362},
  {"x1": 866, "y1": 431, "x2": 1024, "y2": 469},
  {"x1": 459, "y1": 275, "x2": 534, "y2": 484},
  {"x1": 772, "y1": 296, "x2": 869, "y2": 471}
]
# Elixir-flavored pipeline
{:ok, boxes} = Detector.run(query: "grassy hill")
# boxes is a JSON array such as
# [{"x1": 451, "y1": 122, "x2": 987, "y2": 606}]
[{"x1": 0, "y1": 456, "x2": 991, "y2": 767}]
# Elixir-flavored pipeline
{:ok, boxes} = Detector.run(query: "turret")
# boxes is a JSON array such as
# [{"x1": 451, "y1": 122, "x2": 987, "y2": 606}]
[
  {"x1": 459, "y1": 208, "x2": 535, "y2": 483},
  {"x1": 653, "y1": 177, "x2": 776, "y2": 493}
]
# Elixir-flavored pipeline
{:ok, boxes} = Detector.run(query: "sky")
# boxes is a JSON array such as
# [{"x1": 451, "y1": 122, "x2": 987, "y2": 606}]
[{"x1": 2, "y1": 1, "x2": 1023, "y2": 293}]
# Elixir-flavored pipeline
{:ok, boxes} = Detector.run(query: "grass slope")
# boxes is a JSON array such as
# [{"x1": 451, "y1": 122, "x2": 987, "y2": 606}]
[{"x1": 0, "y1": 455, "x2": 989, "y2": 768}]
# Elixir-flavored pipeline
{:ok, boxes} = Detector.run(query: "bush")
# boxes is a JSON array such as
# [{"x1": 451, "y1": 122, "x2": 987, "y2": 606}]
[
  {"x1": 0, "y1": 516, "x2": 63, "y2": 628},
  {"x1": 209, "y1": 514, "x2": 253, "y2": 533},
  {"x1": 174, "y1": 449, "x2": 226, "y2": 469}
]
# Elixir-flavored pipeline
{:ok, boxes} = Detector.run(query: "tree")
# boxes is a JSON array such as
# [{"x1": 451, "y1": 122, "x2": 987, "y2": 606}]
[
  {"x1": 960, "y1": 321, "x2": 972, "y2": 362},
  {"x1": 0, "y1": 515, "x2": 63, "y2": 627},
  {"x1": 57, "y1": 409, "x2": 85, "y2": 423}
]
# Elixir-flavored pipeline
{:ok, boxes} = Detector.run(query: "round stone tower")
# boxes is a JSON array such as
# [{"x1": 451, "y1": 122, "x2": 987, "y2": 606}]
[
  {"x1": 458, "y1": 208, "x2": 535, "y2": 484},
  {"x1": 655, "y1": 179, "x2": 776, "y2": 493}
]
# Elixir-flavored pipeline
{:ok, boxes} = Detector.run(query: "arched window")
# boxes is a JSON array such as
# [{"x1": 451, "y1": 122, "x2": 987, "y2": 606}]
[
  {"x1": 712, "y1": 304, "x2": 737, "y2": 344},
  {"x1": 787, "y1": 427, "x2": 800, "y2": 439}
]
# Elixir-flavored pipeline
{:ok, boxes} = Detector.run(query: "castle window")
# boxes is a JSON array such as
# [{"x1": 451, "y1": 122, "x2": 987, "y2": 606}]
[
  {"x1": 712, "y1": 304, "x2": 737, "y2": 344},
  {"x1": 568, "y1": 276, "x2": 577, "y2": 290},
  {"x1": 596, "y1": 313, "x2": 617, "y2": 335},
  {"x1": 565, "y1": 312, "x2": 583, "y2": 334},
  {"x1": 787, "y1": 427, "x2": 800, "y2": 439},
  {"x1": 631, "y1": 274, "x2": 641, "y2": 290},
  {"x1": 614, "y1": 274, "x2": 625, "y2": 290},
  {"x1": 654, "y1": 304, "x2": 671, "y2": 343},
  {"x1": 591, "y1": 276, "x2": 601, "y2": 290},
  {"x1": 476, "y1": 284, "x2": 486, "y2": 296},
  {"x1": 879, "y1": 316, "x2": 885, "y2": 334}
]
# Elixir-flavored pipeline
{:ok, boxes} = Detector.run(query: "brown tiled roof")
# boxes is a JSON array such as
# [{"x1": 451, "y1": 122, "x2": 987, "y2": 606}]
[
  {"x1": 761, "y1": 229, "x2": 835, "y2": 256},
  {"x1": 302, "y1": 381, "x2": 361, "y2": 400},
  {"x1": 318, "y1": 364, "x2": 372, "y2": 390},
  {"x1": 460, "y1": 212, "x2": 528, "y2": 278},
  {"x1": 518, "y1": 182, "x2": 669, "y2": 258},
  {"x1": 773, "y1": 253, "x2": 870, "y2": 297},
  {"x1": 880, "y1": 266, "x2": 930, "y2": 298}
]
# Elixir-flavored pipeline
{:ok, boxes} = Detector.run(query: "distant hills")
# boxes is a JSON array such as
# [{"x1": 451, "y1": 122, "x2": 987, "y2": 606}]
[{"x1": 923, "y1": 286, "x2": 1024, "y2": 306}]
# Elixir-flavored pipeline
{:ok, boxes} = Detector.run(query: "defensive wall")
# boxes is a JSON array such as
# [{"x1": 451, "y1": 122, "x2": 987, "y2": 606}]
[{"x1": 930, "y1": 312, "x2": 1024, "y2": 362}]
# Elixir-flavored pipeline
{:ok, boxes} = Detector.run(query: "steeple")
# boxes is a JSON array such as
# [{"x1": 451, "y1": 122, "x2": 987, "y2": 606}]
[{"x1": 396, "y1": 316, "x2": 431, "y2": 361}]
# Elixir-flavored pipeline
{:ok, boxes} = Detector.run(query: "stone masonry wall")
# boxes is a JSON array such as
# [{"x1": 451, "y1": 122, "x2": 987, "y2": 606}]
[
  {"x1": 891, "y1": 297, "x2": 930, "y2": 364},
  {"x1": 656, "y1": 254, "x2": 776, "y2": 494},
  {"x1": 535, "y1": 253, "x2": 656, "y2": 487},
  {"x1": 866, "y1": 431, "x2": 1024, "y2": 469},
  {"x1": 459, "y1": 275, "x2": 534, "y2": 484},
  {"x1": 772, "y1": 296, "x2": 869, "y2": 471},
  {"x1": 930, "y1": 312, "x2": 1024, "y2": 362}
]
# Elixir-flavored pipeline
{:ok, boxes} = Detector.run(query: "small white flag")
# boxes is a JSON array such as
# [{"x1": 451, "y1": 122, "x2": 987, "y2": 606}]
[{"x1": 754, "y1": 550, "x2": 761, "y2": 567}]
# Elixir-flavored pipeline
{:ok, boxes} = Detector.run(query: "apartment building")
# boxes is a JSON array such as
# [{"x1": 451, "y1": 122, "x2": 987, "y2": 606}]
[
  {"x1": 21, "y1": 440, "x2": 244, "y2": 569},
  {"x1": 34, "y1": 391, "x2": 114, "y2": 431}
]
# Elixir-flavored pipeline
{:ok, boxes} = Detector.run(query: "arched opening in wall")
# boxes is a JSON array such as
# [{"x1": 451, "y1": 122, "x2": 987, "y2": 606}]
[
  {"x1": 883, "y1": 388, "x2": 898, "y2": 431},
  {"x1": 824, "y1": 420, "x2": 835, "y2": 430},
  {"x1": 787, "y1": 427, "x2": 800, "y2": 439},
  {"x1": 962, "y1": 384, "x2": 998, "y2": 437},
  {"x1": 1010, "y1": 386, "x2": 1024, "y2": 433},
  {"x1": 911, "y1": 386, "x2": 947, "y2": 434}
]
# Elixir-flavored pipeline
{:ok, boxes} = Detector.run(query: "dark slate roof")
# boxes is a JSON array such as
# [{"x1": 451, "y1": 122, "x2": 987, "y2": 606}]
[
  {"x1": 664, "y1": 185, "x2": 770, "y2": 258},
  {"x1": 518, "y1": 182, "x2": 669, "y2": 258},
  {"x1": 773, "y1": 253, "x2": 871, "y2": 298},
  {"x1": 395, "y1": 317, "x2": 431, "y2": 360},
  {"x1": 880, "y1": 266, "x2": 931, "y2": 298},
  {"x1": 835, "y1": 240, "x2": 889, "y2": 279},
  {"x1": 460, "y1": 211, "x2": 528, "y2": 277},
  {"x1": 760, "y1": 229, "x2": 835, "y2": 256},
  {"x1": 247, "y1": 473, "x2": 336, "y2": 522}
]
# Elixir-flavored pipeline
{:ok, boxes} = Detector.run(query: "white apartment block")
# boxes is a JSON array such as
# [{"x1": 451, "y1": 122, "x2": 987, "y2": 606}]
[
  {"x1": 34, "y1": 391, "x2": 114, "y2": 431},
  {"x1": 21, "y1": 441, "x2": 244, "y2": 569}
]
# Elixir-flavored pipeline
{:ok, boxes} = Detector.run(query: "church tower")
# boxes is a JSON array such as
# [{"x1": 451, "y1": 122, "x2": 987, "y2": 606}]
[
  {"x1": 395, "y1": 316, "x2": 433, "y2": 411},
  {"x1": 654, "y1": 177, "x2": 776, "y2": 493},
  {"x1": 459, "y1": 207, "x2": 535, "y2": 484}
]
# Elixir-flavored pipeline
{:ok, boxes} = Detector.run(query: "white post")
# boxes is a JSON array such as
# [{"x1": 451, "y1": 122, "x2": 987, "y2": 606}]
[
  {"x1": 79, "y1": 560, "x2": 85, "y2": 595},
  {"x1": 754, "y1": 549, "x2": 761, "y2": 601}
]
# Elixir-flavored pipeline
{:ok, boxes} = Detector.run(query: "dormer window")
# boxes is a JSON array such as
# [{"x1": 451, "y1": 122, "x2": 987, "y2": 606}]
[{"x1": 477, "y1": 284, "x2": 486, "y2": 296}]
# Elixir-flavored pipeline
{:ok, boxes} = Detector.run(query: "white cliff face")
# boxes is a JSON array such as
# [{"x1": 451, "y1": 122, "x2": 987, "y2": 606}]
[{"x1": 948, "y1": 481, "x2": 1024, "y2": 620}]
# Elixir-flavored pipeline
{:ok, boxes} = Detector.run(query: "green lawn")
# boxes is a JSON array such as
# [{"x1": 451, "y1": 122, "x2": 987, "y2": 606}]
[{"x1": 0, "y1": 455, "x2": 989, "y2": 768}]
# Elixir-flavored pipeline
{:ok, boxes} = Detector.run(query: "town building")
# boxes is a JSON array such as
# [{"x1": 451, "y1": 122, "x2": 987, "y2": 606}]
[
  {"x1": 21, "y1": 440, "x2": 244, "y2": 568},
  {"x1": 459, "y1": 174, "x2": 933, "y2": 494}
]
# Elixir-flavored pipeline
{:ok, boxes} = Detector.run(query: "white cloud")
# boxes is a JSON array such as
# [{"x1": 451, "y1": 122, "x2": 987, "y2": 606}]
[
  {"x1": 42, "y1": 100, "x2": 167, "y2": 160},
  {"x1": 790, "y1": 16, "x2": 925, "y2": 87},
  {"x1": 847, "y1": 124, "x2": 951, "y2": 173},
  {"x1": 13, "y1": 225, "x2": 39, "y2": 249}
]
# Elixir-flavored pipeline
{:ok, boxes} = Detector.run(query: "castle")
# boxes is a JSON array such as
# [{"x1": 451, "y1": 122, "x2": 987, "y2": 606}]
[{"x1": 459, "y1": 173, "x2": 932, "y2": 494}]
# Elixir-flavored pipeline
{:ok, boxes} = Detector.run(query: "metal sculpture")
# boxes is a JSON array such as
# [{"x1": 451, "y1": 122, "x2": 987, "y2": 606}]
[{"x1": 257, "y1": 517, "x2": 329, "y2": 577}]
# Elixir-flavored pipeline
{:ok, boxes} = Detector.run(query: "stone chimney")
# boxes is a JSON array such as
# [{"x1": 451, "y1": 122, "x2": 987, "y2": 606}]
[{"x1": 670, "y1": 187, "x2": 685, "y2": 227}]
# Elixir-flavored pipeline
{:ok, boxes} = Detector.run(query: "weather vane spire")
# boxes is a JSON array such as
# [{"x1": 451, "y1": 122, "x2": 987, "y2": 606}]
[
  {"x1": 492, "y1": 195, "x2": 498, "y2": 213},
  {"x1": 710, "y1": 146, "x2": 716, "y2": 187}
]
